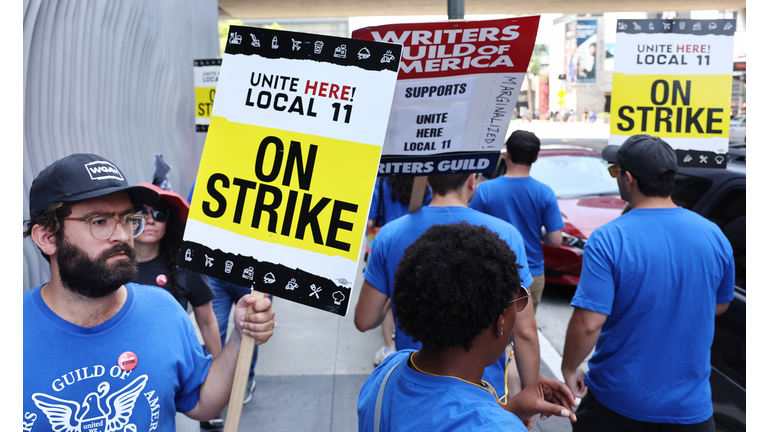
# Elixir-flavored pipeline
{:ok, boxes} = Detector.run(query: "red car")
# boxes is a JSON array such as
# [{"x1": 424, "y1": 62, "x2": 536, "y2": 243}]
[{"x1": 488, "y1": 144, "x2": 626, "y2": 287}]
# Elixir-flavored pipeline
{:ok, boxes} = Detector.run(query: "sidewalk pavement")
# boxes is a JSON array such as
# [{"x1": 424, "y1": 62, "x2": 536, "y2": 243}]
[{"x1": 178, "y1": 241, "x2": 575, "y2": 432}]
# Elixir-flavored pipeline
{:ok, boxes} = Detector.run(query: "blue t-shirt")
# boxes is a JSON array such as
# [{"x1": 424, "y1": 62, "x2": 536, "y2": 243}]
[
  {"x1": 23, "y1": 283, "x2": 213, "y2": 431},
  {"x1": 364, "y1": 206, "x2": 532, "y2": 391},
  {"x1": 358, "y1": 350, "x2": 527, "y2": 432},
  {"x1": 572, "y1": 207, "x2": 735, "y2": 424},
  {"x1": 470, "y1": 176, "x2": 564, "y2": 276},
  {"x1": 368, "y1": 178, "x2": 432, "y2": 225}
]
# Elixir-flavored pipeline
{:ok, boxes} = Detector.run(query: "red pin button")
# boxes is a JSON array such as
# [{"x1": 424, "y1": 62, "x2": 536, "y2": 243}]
[
  {"x1": 118, "y1": 351, "x2": 138, "y2": 371},
  {"x1": 156, "y1": 274, "x2": 168, "y2": 286}
]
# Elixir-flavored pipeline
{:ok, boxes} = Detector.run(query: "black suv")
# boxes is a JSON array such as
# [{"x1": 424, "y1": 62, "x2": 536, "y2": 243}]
[{"x1": 671, "y1": 150, "x2": 746, "y2": 432}]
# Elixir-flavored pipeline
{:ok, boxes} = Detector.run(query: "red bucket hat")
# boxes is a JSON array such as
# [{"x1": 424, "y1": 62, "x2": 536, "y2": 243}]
[{"x1": 137, "y1": 183, "x2": 190, "y2": 224}]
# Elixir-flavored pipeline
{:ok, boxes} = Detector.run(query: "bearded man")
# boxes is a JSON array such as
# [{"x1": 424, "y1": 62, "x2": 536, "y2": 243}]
[{"x1": 22, "y1": 154, "x2": 276, "y2": 430}]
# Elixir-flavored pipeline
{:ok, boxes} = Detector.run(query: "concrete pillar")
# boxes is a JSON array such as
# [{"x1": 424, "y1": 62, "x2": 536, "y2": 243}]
[{"x1": 23, "y1": 0, "x2": 220, "y2": 291}]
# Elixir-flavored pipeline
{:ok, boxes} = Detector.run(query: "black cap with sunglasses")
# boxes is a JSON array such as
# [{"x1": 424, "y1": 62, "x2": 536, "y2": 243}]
[{"x1": 601, "y1": 135, "x2": 678, "y2": 180}]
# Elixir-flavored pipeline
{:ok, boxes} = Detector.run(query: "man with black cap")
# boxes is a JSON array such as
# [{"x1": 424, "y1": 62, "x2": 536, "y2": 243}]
[
  {"x1": 470, "y1": 130, "x2": 564, "y2": 314},
  {"x1": 23, "y1": 154, "x2": 276, "y2": 430},
  {"x1": 561, "y1": 135, "x2": 735, "y2": 431}
]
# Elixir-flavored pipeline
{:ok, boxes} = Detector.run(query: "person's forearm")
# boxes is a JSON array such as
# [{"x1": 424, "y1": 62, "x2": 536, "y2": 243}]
[
  {"x1": 199, "y1": 320, "x2": 223, "y2": 358},
  {"x1": 195, "y1": 304, "x2": 223, "y2": 358},
  {"x1": 185, "y1": 330, "x2": 242, "y2": 421},
  {"x1": 543, "y1": 230, "x2": 563, "y2": 248},
  {"x1": 185, "y1": 295, "x2": 274, "y2": 421},
  {"x1": 561, "y1": 312, "x2": 600, "y2": 375},
  {"x1": 715, "y1": 302, "x2": 730, "y2": 316},
  {"x1": 512, "y1": 306, "x2": 540, "y2": 389},
  {"x1": 354, "y1": 281, "x2": 391, "y2": 332}
]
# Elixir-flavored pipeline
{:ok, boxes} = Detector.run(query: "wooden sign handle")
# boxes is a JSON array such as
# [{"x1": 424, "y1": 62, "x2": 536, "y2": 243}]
[
  {"x1": 408, "y1": 176, "x2": 428, "y2": 214},
  {"x1": 223, "y1": 289, "x2": 264, "y2": 432}
]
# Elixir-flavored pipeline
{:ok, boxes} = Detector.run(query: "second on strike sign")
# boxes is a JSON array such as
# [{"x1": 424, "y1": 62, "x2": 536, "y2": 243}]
[
  {"x1": 353, "y1": 16, "x2": 540, "y2": 176},
  {"x1": 180, "y1": 26, "x2": 401, "y2": 316},
  {"x1": 609, "y1": 18, "x2": 736, "y2": 168},
  {"x1": 194, "y1": 59, "x2": 221, "y2": 133}
]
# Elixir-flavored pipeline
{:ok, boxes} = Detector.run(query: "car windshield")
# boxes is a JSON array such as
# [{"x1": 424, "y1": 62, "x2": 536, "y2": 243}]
[
  {"x1": 531, "y1": 155, "x2": 619, "y2": 199},
  {"x1": 730, "y1": 116, "x2": 745, "y2": 126}
]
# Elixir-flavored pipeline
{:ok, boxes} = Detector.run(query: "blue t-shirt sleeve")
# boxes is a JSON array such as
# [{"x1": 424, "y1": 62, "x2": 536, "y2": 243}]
[
  {"x1": 543, "y1": 188, "x2": 565, "y2": 232},
  {"x1": 175, "y1": 307, "x2": 213, "y2": 412},
  {"x1": 571, "y1": 228, "x2": 615, "y2": 315},
  {"x1": 364, "y1": 228, "x2": 391, "y2": 297},
  {"x1": 716, "y1": 235, "x2": 736, "y2": 304}
]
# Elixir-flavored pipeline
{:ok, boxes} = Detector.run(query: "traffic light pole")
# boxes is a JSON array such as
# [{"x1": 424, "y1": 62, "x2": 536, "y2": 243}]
[{"x1": 448, "y1": 0, "x2": 464, "y2": 20}]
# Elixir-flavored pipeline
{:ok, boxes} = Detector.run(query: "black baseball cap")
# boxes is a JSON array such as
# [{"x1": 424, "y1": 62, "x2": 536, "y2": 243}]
[
  {"x1": 601, "y1": 135, "x2": 677, "y2": 180},
  {"x1": 29, "y1": 154, "x2": 160, "y2": 215},
  {"x1": 506, "y1": 130, "x2": 540, "y2": 148}
]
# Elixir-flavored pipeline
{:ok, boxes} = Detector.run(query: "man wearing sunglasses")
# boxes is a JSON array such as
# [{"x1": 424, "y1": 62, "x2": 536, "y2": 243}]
[
  {"x1": 23, "y1": 154, "x2": 276, "y2": 430},
  {"x1": 355, "y1": 173, "x2": 542, "y2": 428},
  {"x1": 561, "y1": 135, "x2": 735, "y2": 431}
]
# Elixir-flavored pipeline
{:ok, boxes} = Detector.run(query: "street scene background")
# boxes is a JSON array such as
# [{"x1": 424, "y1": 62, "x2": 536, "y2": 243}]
[{"x1": 17, "y1": 2, "x2": 755, "y2": 431}]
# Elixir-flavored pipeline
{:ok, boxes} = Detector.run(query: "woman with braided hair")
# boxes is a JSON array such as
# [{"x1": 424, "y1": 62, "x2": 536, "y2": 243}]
[{"x1": 132, "y1": 183, "x2": 222, "y2": 358}]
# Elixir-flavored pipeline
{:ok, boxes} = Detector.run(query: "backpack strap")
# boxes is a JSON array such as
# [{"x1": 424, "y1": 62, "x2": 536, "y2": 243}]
[{"x1": 374, "y1": 360, "x2": 402, "y2": 432}]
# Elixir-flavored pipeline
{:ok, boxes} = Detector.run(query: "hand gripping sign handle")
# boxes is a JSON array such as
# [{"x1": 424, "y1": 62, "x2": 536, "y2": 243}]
[{"x1": 224, "y1": 289, "x2": 264, "y2": 432}]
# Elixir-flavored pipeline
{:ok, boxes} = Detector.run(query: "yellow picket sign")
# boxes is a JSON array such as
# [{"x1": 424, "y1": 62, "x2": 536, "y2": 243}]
[
  {"x1": 610, "y1": 73, "x2": 731, "y2": 139},
  {"x1": 189, "y1": 117, "x2": 380, "y2": 262},
  {"x1": 195, "y1": 87, "x2": 217, "y2": 118}
]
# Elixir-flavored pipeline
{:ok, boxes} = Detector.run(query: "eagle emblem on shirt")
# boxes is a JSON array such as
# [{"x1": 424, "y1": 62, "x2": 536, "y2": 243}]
[{"x1": 31, "y1": 375, "x2": 147, "y2": 432}]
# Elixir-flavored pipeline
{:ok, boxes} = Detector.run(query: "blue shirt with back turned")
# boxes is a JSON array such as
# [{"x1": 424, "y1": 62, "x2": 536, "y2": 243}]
[
  {"x1": 470, "y1": 176, "x2": 563, "y2": 276},
  {"x1": 572, "y1": 207, "x2": 735, "y2": 424}
]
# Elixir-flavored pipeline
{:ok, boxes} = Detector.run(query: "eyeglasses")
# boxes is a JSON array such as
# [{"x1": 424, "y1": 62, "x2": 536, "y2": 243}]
[
  {"x1": 136, "y1": 208, "x2": 169, "y2": 222},
  {"x1": 64, "y1": 213, "x2": 147, "y2": 240},
  {"x1": 509, "y1": 286, "x2": 530, "y2": 312},
  {"x1": 608, "y1": 164, "x2": 624, "y2": 178}
]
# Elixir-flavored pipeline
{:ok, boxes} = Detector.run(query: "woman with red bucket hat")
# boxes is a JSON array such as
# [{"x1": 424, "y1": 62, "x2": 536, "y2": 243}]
[{"x1": 132, "y1": 182, "x2": 222, "y2": 359}]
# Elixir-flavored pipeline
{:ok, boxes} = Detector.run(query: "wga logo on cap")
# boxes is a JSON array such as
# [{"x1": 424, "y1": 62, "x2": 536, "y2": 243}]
[{"x1": 85, "y1": 161, "x2": 125, "y2": 181}]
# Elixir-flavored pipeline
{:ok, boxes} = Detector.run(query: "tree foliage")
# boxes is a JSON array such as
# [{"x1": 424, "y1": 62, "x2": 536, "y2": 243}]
[{"x1": 527, "y1": 44, "x2": 548, "y2": 76}]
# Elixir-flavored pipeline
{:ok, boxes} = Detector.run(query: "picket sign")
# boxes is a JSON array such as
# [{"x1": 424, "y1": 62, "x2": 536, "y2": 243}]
[
  {"x1": 353, "y1": 16, "x2": 540, "y2": 176},
  {"x1": 408, "y1": 177, "x2": 429, "y2": 213},
  {"x1": 180, "y1": 25, "x2": 402, "y2": 426},
  {"x1": 609, "y1": 18, "x2": 736, "y2": 168}
]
